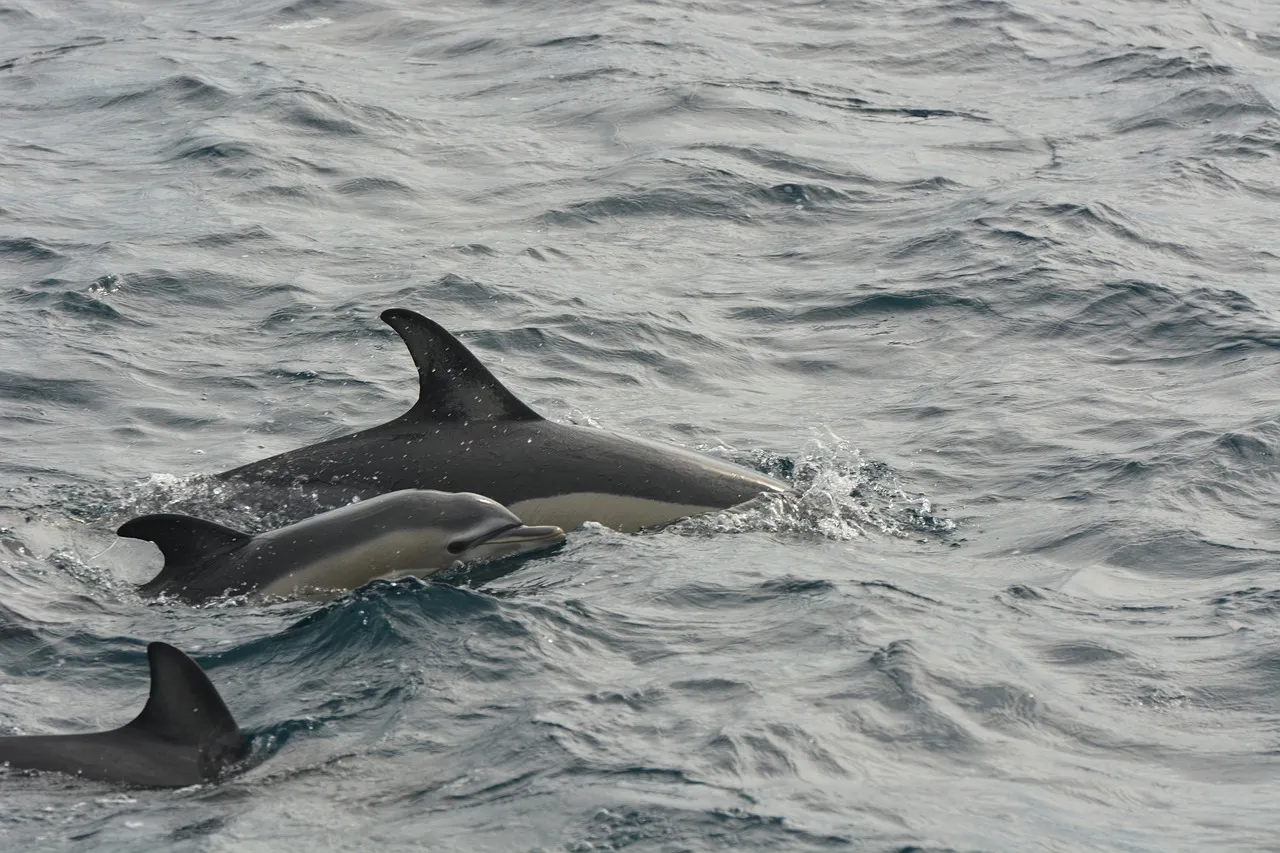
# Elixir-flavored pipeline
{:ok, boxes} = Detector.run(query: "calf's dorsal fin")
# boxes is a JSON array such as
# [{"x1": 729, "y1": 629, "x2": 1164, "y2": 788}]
[{"x1": 117, "y1": 514, "x2": 251, "y2": 570}]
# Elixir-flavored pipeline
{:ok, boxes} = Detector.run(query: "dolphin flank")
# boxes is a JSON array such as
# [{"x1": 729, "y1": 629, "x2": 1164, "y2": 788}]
[
  {"x1": 216, "y1": 308, "x2": 789, "y2": 532},
  {"x1": 0, "y1": 643, "x2": 248, "y2": 788}
]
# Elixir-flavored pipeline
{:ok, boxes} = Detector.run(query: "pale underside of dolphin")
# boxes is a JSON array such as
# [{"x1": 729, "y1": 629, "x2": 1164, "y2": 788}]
[
  {"x1": 216, "y1": 308, "x2": 789, "y2": 532},
  {"x1": 118, "y1": 489, "x2": 565, "y2": 604},
  {"x1": 0, "y1": 643, "x2": 247, "y2": 788}
]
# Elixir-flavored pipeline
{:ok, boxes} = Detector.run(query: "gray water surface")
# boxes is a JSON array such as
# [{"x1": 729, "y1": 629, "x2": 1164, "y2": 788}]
[{"x1": 1, "y1": 1, "x2": 1278, "y2": 850}]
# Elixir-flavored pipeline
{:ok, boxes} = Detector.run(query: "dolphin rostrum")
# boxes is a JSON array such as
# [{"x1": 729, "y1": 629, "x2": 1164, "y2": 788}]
[
  {"x1": 118, "y1": 489, "x2": 565, "y2": 603},
  {"x1": 216, "y1": 308, "x2": 789, "y2": 532},
  {"x1": 0, "y1": 643, "x2": 248, "y2": 787}
]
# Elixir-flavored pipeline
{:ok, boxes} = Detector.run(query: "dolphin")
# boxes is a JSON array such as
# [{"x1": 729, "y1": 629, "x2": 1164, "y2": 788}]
[
  {"x1": 0, "y1": 643, "x2": 248, "y2": 787},
  {"x1": 118, "y1": 489, "x2": 566, "y2": 604},
  {"x1": 216, "y1": 308, "x2": 789, "y2": 532}
]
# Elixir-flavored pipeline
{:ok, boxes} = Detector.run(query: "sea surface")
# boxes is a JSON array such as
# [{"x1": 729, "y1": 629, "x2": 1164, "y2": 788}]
[{"x1": 1, "y1": 0, "x2": 1278, "y2": 850}]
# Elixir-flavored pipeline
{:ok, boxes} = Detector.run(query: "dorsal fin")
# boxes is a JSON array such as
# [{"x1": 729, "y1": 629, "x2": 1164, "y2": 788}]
[
  {"x1": 126, "y1": 643, "x2": 243, "y2": 752},
  {"x1": 380, "y1": 308, "x2": 542, "y2": 423},
  {"x1": 117, "y1": 514, "x2": 251, "y2": 570}
]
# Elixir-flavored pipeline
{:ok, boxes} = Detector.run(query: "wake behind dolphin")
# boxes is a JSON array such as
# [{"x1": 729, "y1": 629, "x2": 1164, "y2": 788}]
[
  {"x1": 0, "y1": 643, "x2": 247, "y2": 787},
  {"x1": 217, "y1": 309, "x2": 788, "y2": 532}
]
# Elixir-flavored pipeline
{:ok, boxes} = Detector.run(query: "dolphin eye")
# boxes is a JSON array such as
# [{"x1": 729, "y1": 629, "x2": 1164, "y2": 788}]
[{"x1": 447, "y1": 539, "x2": 469, "y2": 555}]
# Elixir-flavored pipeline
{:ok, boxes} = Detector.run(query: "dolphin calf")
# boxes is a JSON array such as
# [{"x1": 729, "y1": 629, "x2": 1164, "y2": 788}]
[
  {"x1": 0, "y1": 643, "x2": 247, "y2": 787},
  {"x1": 216, "y1": 308, "x2": 789, "y2": 532},
  {"x1": 118, "y1": 489, "x2": 565, "y2": 603}
]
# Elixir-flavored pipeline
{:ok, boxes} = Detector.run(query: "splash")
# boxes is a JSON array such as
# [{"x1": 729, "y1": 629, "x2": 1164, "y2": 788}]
[
  {"x1": 52, "y1": 473, "x2": 352, "y2": 534},
  {"x1": 673, "y1": 432, "x2": 956, "y2": 540}
]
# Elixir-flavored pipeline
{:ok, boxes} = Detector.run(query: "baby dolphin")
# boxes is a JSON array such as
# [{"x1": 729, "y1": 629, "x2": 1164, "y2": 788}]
[
  {"x1": 216, "y1": 307, "x2": 789, "y2": 532},
  {"x1": 118, "y1": 489, "x2": 565, "y2": 603},
  {"x1": 0, "y1": 643, "x2": 248, "y2": 788}
]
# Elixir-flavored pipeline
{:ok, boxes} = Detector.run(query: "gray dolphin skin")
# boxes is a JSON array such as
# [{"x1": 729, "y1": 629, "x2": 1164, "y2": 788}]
[
  {"x1": 0, "y1": 643, "x2": 247, "y2": 787},
  {"x1": 118, "y1": 489, "x2": 566, "y2": 604},
  {"x1": 216, "y1": 308, "x2": 789, "y2": 533}
]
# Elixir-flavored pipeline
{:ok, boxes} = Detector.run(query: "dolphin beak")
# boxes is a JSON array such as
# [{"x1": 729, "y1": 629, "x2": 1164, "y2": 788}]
[
  {"x1": 452, "y1": 523, "x2": 566, "y2": 561},
  {"x1": 483, "y1": 524, "x2": 566, "y2": 548}
]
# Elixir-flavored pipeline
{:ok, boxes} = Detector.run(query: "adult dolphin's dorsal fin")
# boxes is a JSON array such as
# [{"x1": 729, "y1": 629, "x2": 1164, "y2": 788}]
[
  {"x1": 117, "y1": 514, "x2": 251, "y2": 570},
  {"x1": 126, "y1": 643, "x2": 243, "y2": 749},
  {"x1": 380, "y1": 308, "x2": 542, "y2": 423}
]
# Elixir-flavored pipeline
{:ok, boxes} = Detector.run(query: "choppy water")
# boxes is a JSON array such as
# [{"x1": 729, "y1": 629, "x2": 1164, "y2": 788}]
[{"x1": 2, "y1": 0, "x2": 1279, "y2": 849}]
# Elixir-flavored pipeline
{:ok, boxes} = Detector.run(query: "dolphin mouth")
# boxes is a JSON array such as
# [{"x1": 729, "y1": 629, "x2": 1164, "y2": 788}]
[
  {"x1": 480, "y1": 524, "x2": 566, "y2": 548},
  {"x1": 452, "y1": 523, "x2": 566, "y2": 554}
]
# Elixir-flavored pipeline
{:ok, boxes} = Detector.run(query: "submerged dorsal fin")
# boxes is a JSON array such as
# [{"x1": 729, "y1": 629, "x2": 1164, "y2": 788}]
[
  {"x1": 126, "y1": 643, "x2": 243, "y2": 749},
  {"x1": 117, "y1": 514, "x2": 251, "y2": 570},
  {"x1": 380, "y1": 308, "x2": 542, "y2": 423}
]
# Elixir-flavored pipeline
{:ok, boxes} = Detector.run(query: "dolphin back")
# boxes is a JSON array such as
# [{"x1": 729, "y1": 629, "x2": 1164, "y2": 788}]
[{"x1": 214, "y1": 308, "x2": 790, "y2": 530}]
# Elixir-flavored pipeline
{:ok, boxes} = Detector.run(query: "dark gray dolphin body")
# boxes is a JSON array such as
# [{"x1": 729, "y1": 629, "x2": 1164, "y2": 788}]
[
  {"x1": 0, "y1": 643, "x2": 247, "y2": 787},
  {"x1": 216, "y1": 308, "x2": 789, "y2": 533},
  {"x1": 119, "y1": 489, "x2": 565, "y2": 604}
]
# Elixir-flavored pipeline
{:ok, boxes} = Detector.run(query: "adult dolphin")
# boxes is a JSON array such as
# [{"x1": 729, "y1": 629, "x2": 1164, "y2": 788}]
[
  {"x1": 0, "y1": 643, "x2": 248, "y2": 787},
  {"x1": 119, "y1": 489, "x2": 566, "y2": 604},
  {"x1": 216, "y1": 309, "x2": 789, "y2": 532}
]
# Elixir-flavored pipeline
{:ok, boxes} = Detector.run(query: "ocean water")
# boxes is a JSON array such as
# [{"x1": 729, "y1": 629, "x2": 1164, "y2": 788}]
[{"x1": 2, "y1": 0, "x2": 1279, "y2": 849}]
